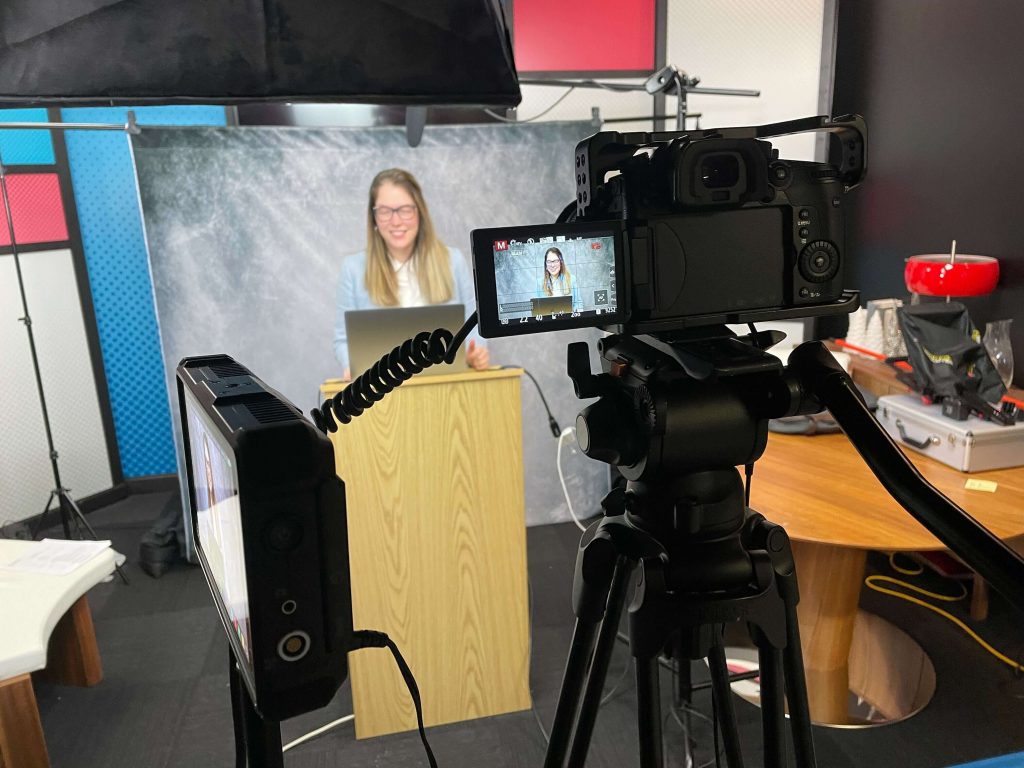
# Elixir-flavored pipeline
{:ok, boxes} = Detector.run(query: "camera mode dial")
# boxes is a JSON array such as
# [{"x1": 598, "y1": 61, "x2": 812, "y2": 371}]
[{"x1": 798, "y1": 240, "x2": 840, "y2": 283}]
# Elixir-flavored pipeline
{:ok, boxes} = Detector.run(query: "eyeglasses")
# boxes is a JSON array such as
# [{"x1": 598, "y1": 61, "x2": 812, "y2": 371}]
[
  {"x1": 545, "y1": 258, "x2": 561, "y2": 265},
  {"x1": 373, "y1": 204, "x2": 417, "y2": 222}
]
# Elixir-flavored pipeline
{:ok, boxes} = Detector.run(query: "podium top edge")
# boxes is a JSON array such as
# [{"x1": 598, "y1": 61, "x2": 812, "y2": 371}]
[{"x1": 321, "y1": 366, "x2": 524, "y2": 396}]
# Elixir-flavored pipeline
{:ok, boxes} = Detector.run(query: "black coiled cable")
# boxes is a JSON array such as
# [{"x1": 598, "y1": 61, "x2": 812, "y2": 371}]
[{"x1": 311, "y1": 311, "x2": 479, "y2": 433}]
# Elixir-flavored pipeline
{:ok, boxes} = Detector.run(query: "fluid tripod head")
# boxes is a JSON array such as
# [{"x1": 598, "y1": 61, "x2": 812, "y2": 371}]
[{"x1": 569, "y1": 326, "x2": 818, "y2": 508}]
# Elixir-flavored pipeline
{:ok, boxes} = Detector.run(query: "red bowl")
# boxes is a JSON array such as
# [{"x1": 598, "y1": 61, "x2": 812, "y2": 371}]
[{"x1": 904, "y1": 254, "x2": 1000, "y2": 296}]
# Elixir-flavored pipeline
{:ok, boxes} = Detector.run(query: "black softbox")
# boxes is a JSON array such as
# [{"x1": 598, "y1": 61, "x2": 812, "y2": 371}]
[
  {"x1": 0, "y1": 0, "x2": 521, "y2": 106},
  {"x1": 897, "y1": 302, "x2": 1006, "y2": 404}
]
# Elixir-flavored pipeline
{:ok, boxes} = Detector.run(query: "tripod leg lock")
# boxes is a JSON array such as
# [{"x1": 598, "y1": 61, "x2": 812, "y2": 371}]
[
  {"x1": 572, "y1": 535, "x2": 625, "y2": 623},
  {"x1": 745, "y1": 513, "x2": 800, "y2": 606}
]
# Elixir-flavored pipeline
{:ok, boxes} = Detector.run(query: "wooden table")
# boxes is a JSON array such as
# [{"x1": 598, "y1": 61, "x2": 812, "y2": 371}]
[{"x1": 748, "y1": 431, "x2": 1024, "y2": 724}]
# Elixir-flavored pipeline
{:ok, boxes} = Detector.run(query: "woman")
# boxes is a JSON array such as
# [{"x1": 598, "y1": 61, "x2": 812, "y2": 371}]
[
  {"x1": 333, "y1": 168, "x2": 488, "y2": 378},
  {"x1": 539, "y1": 246, "x2": 580, "y2": 309}
]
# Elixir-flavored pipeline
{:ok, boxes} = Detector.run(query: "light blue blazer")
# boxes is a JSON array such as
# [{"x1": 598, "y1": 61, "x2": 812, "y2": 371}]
[{"x1": 333, "y1": 247, "x2": 482, "y2": 371}]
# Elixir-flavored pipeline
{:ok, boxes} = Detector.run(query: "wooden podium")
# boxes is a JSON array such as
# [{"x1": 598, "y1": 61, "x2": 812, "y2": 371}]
[{"x1": 320, "y1": 368, "x2": 532, "y2": 739}]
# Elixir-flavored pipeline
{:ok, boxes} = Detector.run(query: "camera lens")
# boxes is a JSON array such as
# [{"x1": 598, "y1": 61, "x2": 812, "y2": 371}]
[{"x1": 701, "y1": 153, "x2": 741, "y2": 189}]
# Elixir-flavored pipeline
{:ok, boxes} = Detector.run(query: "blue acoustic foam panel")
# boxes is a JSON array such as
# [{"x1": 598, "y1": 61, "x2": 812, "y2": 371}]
[
  {"x1": 61, "y1": 106, "x2": 227, "y2": 477},
  {"x1": 948, "y1": 754, "x2": 1024, "y2": 768},
  {"x1": 0, "y1": 108, "x2": 55, "y2": 165}
]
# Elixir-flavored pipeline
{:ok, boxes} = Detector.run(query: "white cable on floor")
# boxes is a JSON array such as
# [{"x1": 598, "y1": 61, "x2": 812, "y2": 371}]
[
  {"x1": 557, "y1": 426, "x2": 587, "y2": 532},
  {"x1": 281, "y1": 713, "x2": 355, "y2": 753}
]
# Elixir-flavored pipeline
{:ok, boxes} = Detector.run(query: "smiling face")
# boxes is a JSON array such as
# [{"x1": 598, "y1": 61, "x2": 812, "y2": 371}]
[
  {"x1": 373, "y1": 181, "x2": 420, "y2": 261},
  {"x1": 545, "y1": 249, "x2": 563, "y2": 277}
]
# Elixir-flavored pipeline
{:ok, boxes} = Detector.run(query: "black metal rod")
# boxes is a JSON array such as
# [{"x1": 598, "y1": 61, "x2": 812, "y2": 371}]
[
  {"x1": 0, "y1": 153, "x2": 63, "y2": 483},
  {"x1": 783, "y1": 602, "x2": 817, "y2": 768},
  {"x1": 230, "y1": 648, "x2": 283, "y2": 768},
  {"x1": 789, "y1": 341, "x2": 1024, "y2": 616},
  {"x1": 671, "y1": 637, "x2": 692, "y2": 710},
  {"x1": 63, "y1": 493, "x2": 129, "y2": 584},
  {"x1": 636, "y1": 654, "x2": 663, "y2": 768},
  {"x1": 758, "y1": 646, "x2": 787, "y2": 768},
  {"x1": 544, "y1": 617, "x2": 604, "y2": 768},
  {"x1": 566, "y1": 556, "x2": 634, "y2": 768},
  {"x1": 708, "y1": 635, "x2": 745, "y2": 768},
  {"x1": 0, "y1": 151, "x2": 66, "y2": 496}
]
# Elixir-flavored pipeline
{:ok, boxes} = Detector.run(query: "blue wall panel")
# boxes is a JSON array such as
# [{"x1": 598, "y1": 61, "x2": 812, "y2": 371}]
[
  {"x1": 62, "y1": 106, "x2": 227, "y2": 477},
  {"x1": 0, "y1": 108, "x2": 55, "y2": 165}
]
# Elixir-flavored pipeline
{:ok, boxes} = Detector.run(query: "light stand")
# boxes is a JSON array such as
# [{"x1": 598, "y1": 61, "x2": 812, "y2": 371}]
[{"x1": 0, "y1": 146, "x2": 128, "y2": 584}]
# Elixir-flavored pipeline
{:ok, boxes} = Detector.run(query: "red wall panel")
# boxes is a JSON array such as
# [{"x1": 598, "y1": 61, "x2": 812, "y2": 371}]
[
  {"x1": 0, "y1": 173, "x2": 68, "y2": 246},
  {"x1": 513, "y1": 0, "x2": 656, "y2": 73}
]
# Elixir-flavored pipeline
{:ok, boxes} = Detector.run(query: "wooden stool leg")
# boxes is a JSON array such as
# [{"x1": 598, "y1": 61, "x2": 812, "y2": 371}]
[
  {"x1": 34, "y1": 596, "x2": 103, "y2": 688},
  {"x1": 791, "y1": 541, "x2": 868, "y2": 726},
  {"x1": 970, "y1": 575, "x2": 990, "y2": 622},
  {"x1": 0, "y1": 674, "x2": 50, "y2": 768}
]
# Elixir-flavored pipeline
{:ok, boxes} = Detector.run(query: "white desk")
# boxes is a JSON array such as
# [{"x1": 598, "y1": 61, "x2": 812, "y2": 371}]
[{"x1": 0, "y1": 540, "x2": 116, "y2": 768}]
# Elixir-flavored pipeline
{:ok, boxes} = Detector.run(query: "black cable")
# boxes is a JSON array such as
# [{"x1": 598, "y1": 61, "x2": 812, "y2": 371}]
[
  {"x1": 502, "y1": 366, "x2": 562, "y2": 437},
  {"x1": 351, "y1": 630, "x2": 438, "y2": 768},
  {"x1": 312, "y1": 313, "x2": 478, "y2": 433},
  {"x1": 743, "y1": 463, "x2": 754, "y2": 508}
]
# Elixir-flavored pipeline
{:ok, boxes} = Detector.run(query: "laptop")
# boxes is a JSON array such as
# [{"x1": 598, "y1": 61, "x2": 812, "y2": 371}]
[{"x1": 345, "y1": 304, "x2": 467, "y2": 378}]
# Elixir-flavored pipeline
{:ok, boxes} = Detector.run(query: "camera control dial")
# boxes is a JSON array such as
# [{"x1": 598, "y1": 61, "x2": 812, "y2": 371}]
[{"x1": 798, "y1": 240, "x2": 840, "y2": 283}]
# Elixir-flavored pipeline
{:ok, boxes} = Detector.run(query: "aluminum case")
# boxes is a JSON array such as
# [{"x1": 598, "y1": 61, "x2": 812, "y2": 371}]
[{"x1": 876, "y1": 394, "x2": 1024, "y2": 473}]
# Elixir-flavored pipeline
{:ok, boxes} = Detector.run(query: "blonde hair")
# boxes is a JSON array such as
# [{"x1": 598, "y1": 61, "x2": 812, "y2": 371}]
[
  {"x1": 542, "y1": 247, "x2": 572, "y2": 296},
  {"x1": 365, "y1": 168, "x2": 453, "y2": 306}
]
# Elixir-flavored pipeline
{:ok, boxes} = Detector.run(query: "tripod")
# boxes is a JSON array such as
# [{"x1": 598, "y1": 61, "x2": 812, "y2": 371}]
[
  {"x1": 0, "y1": 149, "x2": 129, "y2": 584},
  {"x1": 544, "y1": 329, "x2": 821, "y2": 768}
]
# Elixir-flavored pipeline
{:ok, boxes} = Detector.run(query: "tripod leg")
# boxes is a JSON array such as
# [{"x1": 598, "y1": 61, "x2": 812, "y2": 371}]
[
  {"x1": 562, "y1": 555, "x2": 634, "y2": 768},
  {"x1": 544, "y1": 617, "x2": 603, "y2": 767},
  {"x1": 30, "y1": 492, "x2": 58, "y2": 539},
  {"x1": 707, "y1": 632, "x2": 745, "y2": 768},
  {"x1": 59, "y1": 492, "x2": 79, "y2": 539},
  {"x1": 635, "y1": 654, "x2": 663, "y2": 768},
  {"x1": 63, "y1": 493, "x2": 130, "y2": 585},
  {"x1": 783, "y1": 596, "x2": 817, "y2": 768},
  {"x1": 757, "y1": 644, "x2": 787, "y2": 768},
  {"x1": 670, "y1": 638, "x2": 696, "y2": 768}
]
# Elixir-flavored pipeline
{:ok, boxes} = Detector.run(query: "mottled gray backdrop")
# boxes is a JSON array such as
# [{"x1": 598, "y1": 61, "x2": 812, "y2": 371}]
[{"x1": 131, "y1": 121, "x2": 610, "y2": 530}]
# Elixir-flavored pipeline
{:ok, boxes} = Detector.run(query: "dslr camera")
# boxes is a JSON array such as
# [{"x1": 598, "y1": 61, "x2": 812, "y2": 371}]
[{"x1": 471, "y1": 115, "x2": 866, "y2": 337}]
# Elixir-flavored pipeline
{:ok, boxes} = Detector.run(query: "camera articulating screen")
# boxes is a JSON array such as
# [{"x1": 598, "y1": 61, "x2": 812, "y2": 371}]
[
  {"x1": 472, "y1": 222, "x2": 627, "y2": 337},
  {"x1": 496, "y1": 235, "x2": 618, "y2": 324}
]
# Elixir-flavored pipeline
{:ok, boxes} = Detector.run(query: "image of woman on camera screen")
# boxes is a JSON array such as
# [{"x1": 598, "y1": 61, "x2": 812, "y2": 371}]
[
  {"x1": 538, "y1": 246, "x2": 580, "y2": 310},
  {"x1": 333, "y1": 168, "x2": 488, "y2": 379}
]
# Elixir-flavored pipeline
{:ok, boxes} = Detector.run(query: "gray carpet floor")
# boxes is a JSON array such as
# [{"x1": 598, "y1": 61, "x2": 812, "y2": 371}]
[{"x1": 26, "y1": 491, "x2": 1024, "y2": 768}]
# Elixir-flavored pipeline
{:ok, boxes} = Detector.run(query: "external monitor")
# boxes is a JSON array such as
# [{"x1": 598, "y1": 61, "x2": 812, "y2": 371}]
[{"x1": 177, "y1": 354, "x2": 353, "y2": 721}]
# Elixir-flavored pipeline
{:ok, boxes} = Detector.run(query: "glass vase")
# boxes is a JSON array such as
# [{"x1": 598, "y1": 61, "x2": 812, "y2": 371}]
[{"x1": 983, "y1": 319, "x2": 1014, "y2": 389}]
